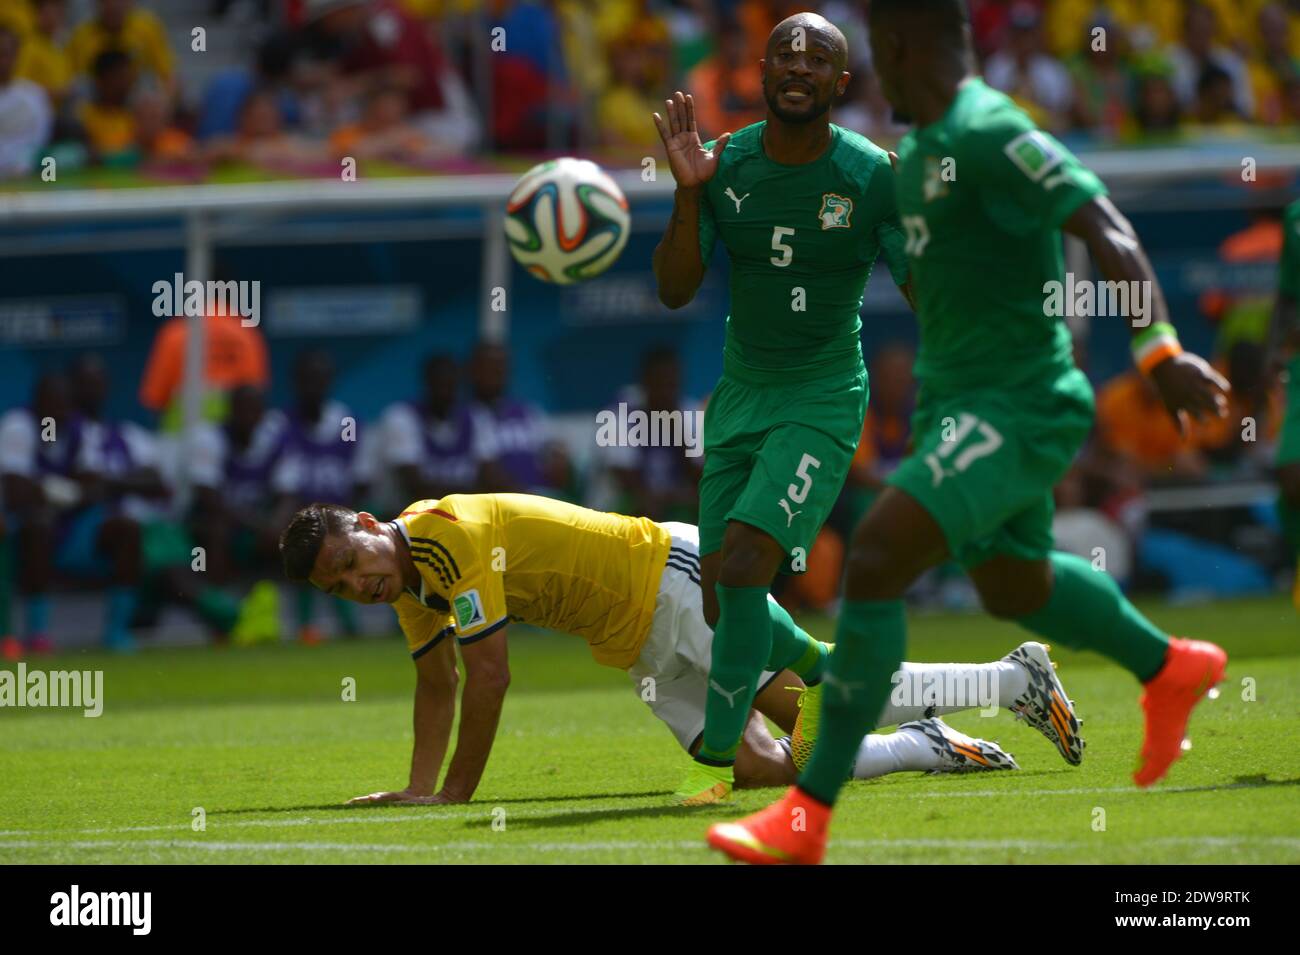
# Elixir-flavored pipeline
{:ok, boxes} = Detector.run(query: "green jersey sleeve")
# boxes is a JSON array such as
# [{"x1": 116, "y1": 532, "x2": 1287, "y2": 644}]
[
  {"x1": 876, "y1": 218, "x2": 909, "y2": 286},
  {"x1": 1280, "y1": 202, "x2": 1300, "y2": 300},
  {"x1": 864, "y1": 155, "x2": 910, "y2": 286},
  {"x1": 966, "y1": 112, "x2": 1106, "y2": 236}
]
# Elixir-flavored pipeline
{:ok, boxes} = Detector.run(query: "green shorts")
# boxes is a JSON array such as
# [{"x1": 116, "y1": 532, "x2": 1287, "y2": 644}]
[
  {"x1": 1277, "y1": 356, "x2": 1300, "y2": 466},
  {"x1": 888, "y1": 368, "x2": 1095, "y2": 569},
  {"x1": 698, "y1": 367, "x2": 867, "y2": 565}
]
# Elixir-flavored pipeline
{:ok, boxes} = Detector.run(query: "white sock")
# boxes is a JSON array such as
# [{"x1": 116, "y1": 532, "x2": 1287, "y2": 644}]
[
  {"x1": 874, "y1": 660, "x2": 1029, "y2": 726},
  {"x1": 851, "y1": 726, "x2": 941, "y2": 779}
]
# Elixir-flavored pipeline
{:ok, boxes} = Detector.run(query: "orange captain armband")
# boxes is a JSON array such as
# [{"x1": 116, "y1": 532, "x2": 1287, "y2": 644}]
[{"x1": 1132, "y1": 322, "x2": 1183, "y2": 375}]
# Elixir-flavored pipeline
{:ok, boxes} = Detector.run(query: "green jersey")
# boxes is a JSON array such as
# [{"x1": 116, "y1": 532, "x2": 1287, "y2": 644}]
[
  {"x1": 894, "y1": 78, "x2": 1105, "y2": 395},
  {"x1": 699, "y1": 121, "x2": 909, "y2": 385}
]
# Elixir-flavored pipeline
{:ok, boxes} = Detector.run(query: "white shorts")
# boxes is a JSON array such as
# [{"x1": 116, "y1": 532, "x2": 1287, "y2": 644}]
[{"x1": 627, "y1": 522, "x2": 779, "y2": 752}]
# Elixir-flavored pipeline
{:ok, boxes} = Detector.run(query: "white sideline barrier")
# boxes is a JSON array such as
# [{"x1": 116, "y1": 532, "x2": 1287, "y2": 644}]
[{"x1": 0, "y1": 142, "x2": 1297, "y2": 223}]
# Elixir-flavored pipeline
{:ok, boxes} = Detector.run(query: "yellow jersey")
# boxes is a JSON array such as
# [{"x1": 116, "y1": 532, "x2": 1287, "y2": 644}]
[
  {"x1": 390, "y1": 494, "x2": 672, "y2": 669},
  {"x1": 67, "y1": 9, "x2": 174, "y2": 82},
  {"x1": 16, "y1": 31, "x2": 72, "y2": 99}
]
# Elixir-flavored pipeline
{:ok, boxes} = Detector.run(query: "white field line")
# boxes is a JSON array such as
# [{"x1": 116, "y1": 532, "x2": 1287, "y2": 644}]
[
  {"x1": 0, "y1": 836, "x2": 1296, "y2": 856},
  {"x1": 0, "y1": 781, "x2": 1282, "y2": 841}
]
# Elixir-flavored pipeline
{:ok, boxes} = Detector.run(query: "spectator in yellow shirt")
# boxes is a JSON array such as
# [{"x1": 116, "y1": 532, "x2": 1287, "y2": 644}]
[
  {"x1": 597, "y1": 18, "x2": 670, "y2": 154},
  {"x1": 76, "y1": 48, "x2": 135, "y2": 163},
  {"x1": 67, "y1": 0, "x2": 174, "y2": 97},
  {"x1": 0, "y1": 0, "x2": 35, "y2": 37},
  {"x1": 1248, "y1": 2, "x2": 1300, "y2": 125},
  {"x1": 16, "y1": 0, "x2": 71, "y2": 106}
]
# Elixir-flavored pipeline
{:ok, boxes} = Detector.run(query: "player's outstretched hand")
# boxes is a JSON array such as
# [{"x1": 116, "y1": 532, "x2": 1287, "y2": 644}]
[
  {"x1": 346, "y1": 788, "x2": 449, "y2": 806},
  {"x1": 652, "y1": 91, "x2": 730, "y2": 189},
  {"x1": 1150, "y1": 351, "x2": 1231, "y2": 434}
]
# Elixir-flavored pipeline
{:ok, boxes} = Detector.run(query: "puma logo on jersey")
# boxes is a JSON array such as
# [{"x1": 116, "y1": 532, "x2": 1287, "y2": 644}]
[
  {"x1": 709, "y1": 679, "x2": 747, "y2": 709},
  {"x1": 724, "y1": 187, "x2": 750, "y2": 213},
  {"x1": 778, "y1": 499, "x2": 802, "y2": 527},
  {"x1": 818, "y1": 193, "x2": 853, "y2": 229},
  {"x1": 923, "y1": 156, "x2": 951, "y2": 201}
]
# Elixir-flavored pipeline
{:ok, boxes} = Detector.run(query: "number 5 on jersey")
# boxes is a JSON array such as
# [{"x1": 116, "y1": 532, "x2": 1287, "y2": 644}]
[{"x1": 770, "y1": 226, "x2": 795, "y2": 267}]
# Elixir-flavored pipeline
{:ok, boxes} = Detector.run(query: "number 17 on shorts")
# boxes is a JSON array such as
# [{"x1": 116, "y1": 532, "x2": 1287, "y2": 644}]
[{"x1": 924, "y1": 413, "x2": 1003, "y2": 487}]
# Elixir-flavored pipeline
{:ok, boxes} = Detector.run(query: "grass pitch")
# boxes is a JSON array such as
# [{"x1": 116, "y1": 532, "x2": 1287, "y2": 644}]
[{"x1": 1, "y1": 596, "x2": 1297, "y2": 864}]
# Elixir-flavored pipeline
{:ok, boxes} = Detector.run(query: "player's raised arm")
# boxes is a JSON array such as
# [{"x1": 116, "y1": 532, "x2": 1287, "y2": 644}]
[
  {"x1": 651, "y1": 91, "x2": 729, "y2": 309},
  {"x1": 435, "y1": 625, "x2": 511, "y2": 802},
  {"x1": 1064, "y1": 196, "x2": 1229, "y2": 432}
]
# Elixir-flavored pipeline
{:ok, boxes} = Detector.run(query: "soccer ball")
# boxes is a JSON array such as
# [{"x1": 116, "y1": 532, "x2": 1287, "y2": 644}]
[{"x1": 505, "y1": 157, "x2": 630, "y2": 285}]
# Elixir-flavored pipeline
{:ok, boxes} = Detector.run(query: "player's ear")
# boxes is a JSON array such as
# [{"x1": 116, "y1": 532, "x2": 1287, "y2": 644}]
[
  {"x1": 837, "y1": 70, "x2": 850, "y2": 96},
  {"x1": 356, "y1": 511, "x2": 379, "y2": 530}
]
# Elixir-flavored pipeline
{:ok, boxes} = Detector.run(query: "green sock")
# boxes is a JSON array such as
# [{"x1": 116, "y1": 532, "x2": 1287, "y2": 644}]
[
  {"x1": 1016, "y1": 551, "x2": 1169, "y2": 683},
  {"x1": 698, "y1": 584, "x2": 772, "y2": 765},
  {"x1": 800, "y1": 599, "x2": 906, "y2": 805},
  {"x1": 765, "y1": 597, "x2": 828, "y2": 684}
]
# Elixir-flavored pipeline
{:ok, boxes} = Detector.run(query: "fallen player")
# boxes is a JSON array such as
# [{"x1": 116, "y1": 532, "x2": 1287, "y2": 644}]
[{"x1": 278, "y1": 494, "x2": 1082, "y2": 803}]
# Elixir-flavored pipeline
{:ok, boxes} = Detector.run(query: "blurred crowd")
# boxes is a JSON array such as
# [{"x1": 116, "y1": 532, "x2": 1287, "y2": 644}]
[
  {"x1": 2, "y1": 253, "x2": 1290, "y2": 655},
  {"x1": 1, "y1": 0, "x2": 1299, "y2": 180},
  {"x1": 0, "y1": 314, "x2": 712, "y2": 653}
]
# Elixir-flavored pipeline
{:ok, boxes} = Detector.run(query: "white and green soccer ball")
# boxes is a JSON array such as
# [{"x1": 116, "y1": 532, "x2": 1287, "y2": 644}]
[{"x1": 505, "y1": 157, "x2": 630, "y2": 285}]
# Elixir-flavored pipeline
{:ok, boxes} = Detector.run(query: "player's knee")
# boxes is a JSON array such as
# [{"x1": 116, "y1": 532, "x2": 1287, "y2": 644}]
[
  {"x1": 842, "y1": 541, "x2": 904, "y2": 599},
  {"x1": 975, "y1": 568, "x2": 1052, "y2": 619},
  {"x1": 980, "y1": 590, "x2": 1037, "y2": 620},
  {"x1": 717, "y1": 531, "x2": 783, "y2": 588}
]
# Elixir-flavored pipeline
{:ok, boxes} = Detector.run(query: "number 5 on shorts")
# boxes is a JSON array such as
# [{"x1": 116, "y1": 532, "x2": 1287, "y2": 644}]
[
  {"x1": 788, "y1": 453, "x2": 821, "y2": 503},
  {"x1": 924, "y1": 413, "x2": 1002, "y2": 487}
]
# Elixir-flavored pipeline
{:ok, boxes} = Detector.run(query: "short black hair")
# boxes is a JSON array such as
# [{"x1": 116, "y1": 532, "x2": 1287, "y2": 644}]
[
  {"x1": 280, "y1": 503, "x2": 357, "y2": 582},
  {"x1": 868, "y1": 0, "x2": 970, "y2": 42},
  {"x1": 91, "y1": 48, "x2": 132, "y2": 78}
]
